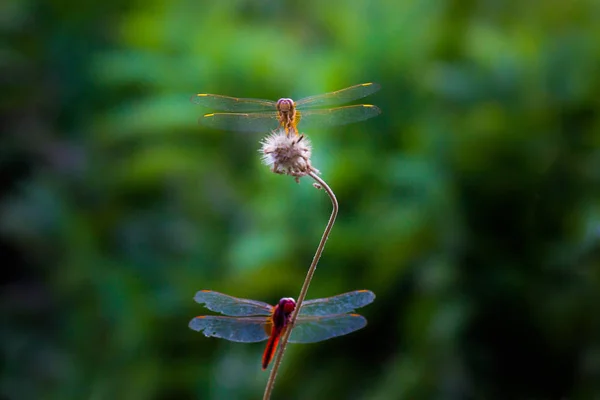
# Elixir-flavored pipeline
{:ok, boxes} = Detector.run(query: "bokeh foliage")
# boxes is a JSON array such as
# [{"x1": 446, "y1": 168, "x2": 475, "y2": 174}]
[{"x1": 2, "y1": 0, "x2": 600, "y2": 399}]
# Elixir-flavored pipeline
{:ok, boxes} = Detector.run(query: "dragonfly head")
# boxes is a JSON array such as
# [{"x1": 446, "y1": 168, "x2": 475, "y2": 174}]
[
  {"x1": 276, "y1": 98, "x2": 295, "y2": 113},
  {"x1": 278, "y1": 297, "x2": 296, "y2": 314}
]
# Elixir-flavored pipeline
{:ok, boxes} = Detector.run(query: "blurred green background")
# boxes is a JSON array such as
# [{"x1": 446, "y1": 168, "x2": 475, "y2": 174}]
[{"x1": 2, "y1": 0, "x2": 600, "y2": 399}]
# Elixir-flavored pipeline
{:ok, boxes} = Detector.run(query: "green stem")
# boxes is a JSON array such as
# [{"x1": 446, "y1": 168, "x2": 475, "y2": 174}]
[{"x1": 262, "y1": 171, "x2": 338, "y2": 400}]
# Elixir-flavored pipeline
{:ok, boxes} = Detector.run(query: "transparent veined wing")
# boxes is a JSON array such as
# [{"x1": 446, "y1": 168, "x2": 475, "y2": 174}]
[
  {"x1": 198, "y1": 112, "x2": 281, "y2": 132},
  {"x1": 189, "y1": 316, "x2": 270, "y2": 343},
  {"x1": 299, "y1": 290, "x2": 375, "y2": 316},
  {"x1": 288, "y1": 314, "x2": 367, "y2": 343},
  {"x1": 191, "y1": 94, "x2": 276, "y2": 112},
  {"x1": 193, "y1": 290, "x2": 273, "y2": 316},
  {"x1": 295, "y1": 83, "x2": 381, "y2": 109},
  {"x1": 296, "y1": 105, "x2": 381, "y2": 131}
]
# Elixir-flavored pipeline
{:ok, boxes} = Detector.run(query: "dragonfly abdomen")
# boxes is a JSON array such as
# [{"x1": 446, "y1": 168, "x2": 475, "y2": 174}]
[{"x1": 262, "y1": 326, "x2": 282, "y2": 370}]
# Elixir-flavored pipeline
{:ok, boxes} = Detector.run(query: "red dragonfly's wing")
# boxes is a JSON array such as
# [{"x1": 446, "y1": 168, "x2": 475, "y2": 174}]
[
  {"x1": 197, "y1": 112, "x2": 281, "y2": 132},
  {"x1": 191, "y1": 94, "x2": 276, "y2": 112},
  {"x1": 294, "y1": 105, "x2": 381, "y2": 131},
  {"x1": 298, "y1": 290, "x2": 375, "y2": 316},
  {"x1": 288, "y1": 314, "x2": 367, "y2": 343},
  {"x1": 189, "y1": 316, "x2": 270, "y2": 343},
  {"x1": 294, "y1": 83, "x2": 380, "y2": 109},
  {"x1": 193, "y1": 290, "x2": 273, "y2": 316}
]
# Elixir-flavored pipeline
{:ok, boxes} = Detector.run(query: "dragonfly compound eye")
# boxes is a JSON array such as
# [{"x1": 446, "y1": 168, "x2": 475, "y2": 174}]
[
  {"x1": 276, "y1": 98, "x2": 294, "y2": 113},
  {"x1": 279, "y1": 297, "x2": 296, "y2": 313}
]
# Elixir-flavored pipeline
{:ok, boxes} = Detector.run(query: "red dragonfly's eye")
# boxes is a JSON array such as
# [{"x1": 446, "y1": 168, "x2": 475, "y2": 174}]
[
  {"x1": 283, "y1": 302, "x2": 295, "y2": 313},
  {"x1": 279, "y1": 297, "x2": 296, "y2": 314}
]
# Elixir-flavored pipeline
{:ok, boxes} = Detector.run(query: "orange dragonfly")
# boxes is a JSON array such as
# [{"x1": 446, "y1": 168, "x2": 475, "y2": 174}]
[
  {"x1": 191, "y1": 82, "x2": 381, "y2": 135},
  {"x1": 189, "y1": 289, "x2": 375, "y2": 369}
]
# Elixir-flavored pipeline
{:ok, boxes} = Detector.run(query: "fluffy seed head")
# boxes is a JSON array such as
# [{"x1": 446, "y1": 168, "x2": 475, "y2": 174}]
[{"x1": 260, "y1": 129, "x2": 318, "y2": 181}]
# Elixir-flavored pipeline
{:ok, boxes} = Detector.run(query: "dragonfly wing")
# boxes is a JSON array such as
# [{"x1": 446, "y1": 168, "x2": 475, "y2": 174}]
[
  {"x1": 288, "y1": 314, "x2": 367, "y2": 343},
  {"x1": 194, "y1": 290, "x2": 272, "y2": 316},
  {"x1": 295, "y1": 83, "x2": 380, "y2": 109},
  {"x1": 191, "y1": 94, "x2": 276, "y2": 112},
  {"x1": 189, "y1": 316, "x2": 270, "y2": 343},
  {"x1": 296, "y1": 105, "x2": 381, "y2": 130},
  {"x1": 299, "y1": 290, "x2": 375, "y2": 316},
  {"x1": 198, "y1": 112, "x2": 281, "y2": 133}
]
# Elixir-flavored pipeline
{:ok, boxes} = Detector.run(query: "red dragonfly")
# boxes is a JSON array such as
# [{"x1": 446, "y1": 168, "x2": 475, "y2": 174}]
[
  {"x1": 189, "y1": 289, "x2": 375, "y2": 369},
  {"x1": 191, "y1": 82, "x2": 381, "y2": 135}
]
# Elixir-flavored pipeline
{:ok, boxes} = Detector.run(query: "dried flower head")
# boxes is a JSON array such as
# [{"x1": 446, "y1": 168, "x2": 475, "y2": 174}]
[{"x1": 260, "y1": 129, "x2": 319, "y2": 182}]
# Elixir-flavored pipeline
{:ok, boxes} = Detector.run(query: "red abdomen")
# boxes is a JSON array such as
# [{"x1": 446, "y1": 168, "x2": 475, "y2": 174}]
[{"x1": 262, "y1": 327, "x2": 282, "y2": 370}]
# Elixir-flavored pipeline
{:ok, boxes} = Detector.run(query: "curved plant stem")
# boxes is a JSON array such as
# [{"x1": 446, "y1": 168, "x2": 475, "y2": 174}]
[{"x1": 262, "y1": 171, "x2": 338, "y2": 400}]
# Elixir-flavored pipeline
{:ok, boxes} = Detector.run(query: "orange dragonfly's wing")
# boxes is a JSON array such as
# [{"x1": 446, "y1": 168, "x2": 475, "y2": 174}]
[
  {"x1": 288, "y1": 314, "x2": 367, "y2": 343},
  {"x1": 197, "y1": 112, "x2": 282, "y2": 132},
  {"x1": 191, "y1": 94, "x2": 276, "y2": 112},
  {"x1": 298, "y1": 290, "x2": 375, "y2": 316},
  {"x1": 295, "y1": 105, "x2": 381, "y2": 131},
  {"x1": 189, "y1": 316, "x2": 270, "y2": 343},
  {"x1": 193, "y1": 290, "x2": 273, "y2": 316},
  {"x1": 294, "y1": 83, "x2": 380, "y2": 109}
]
